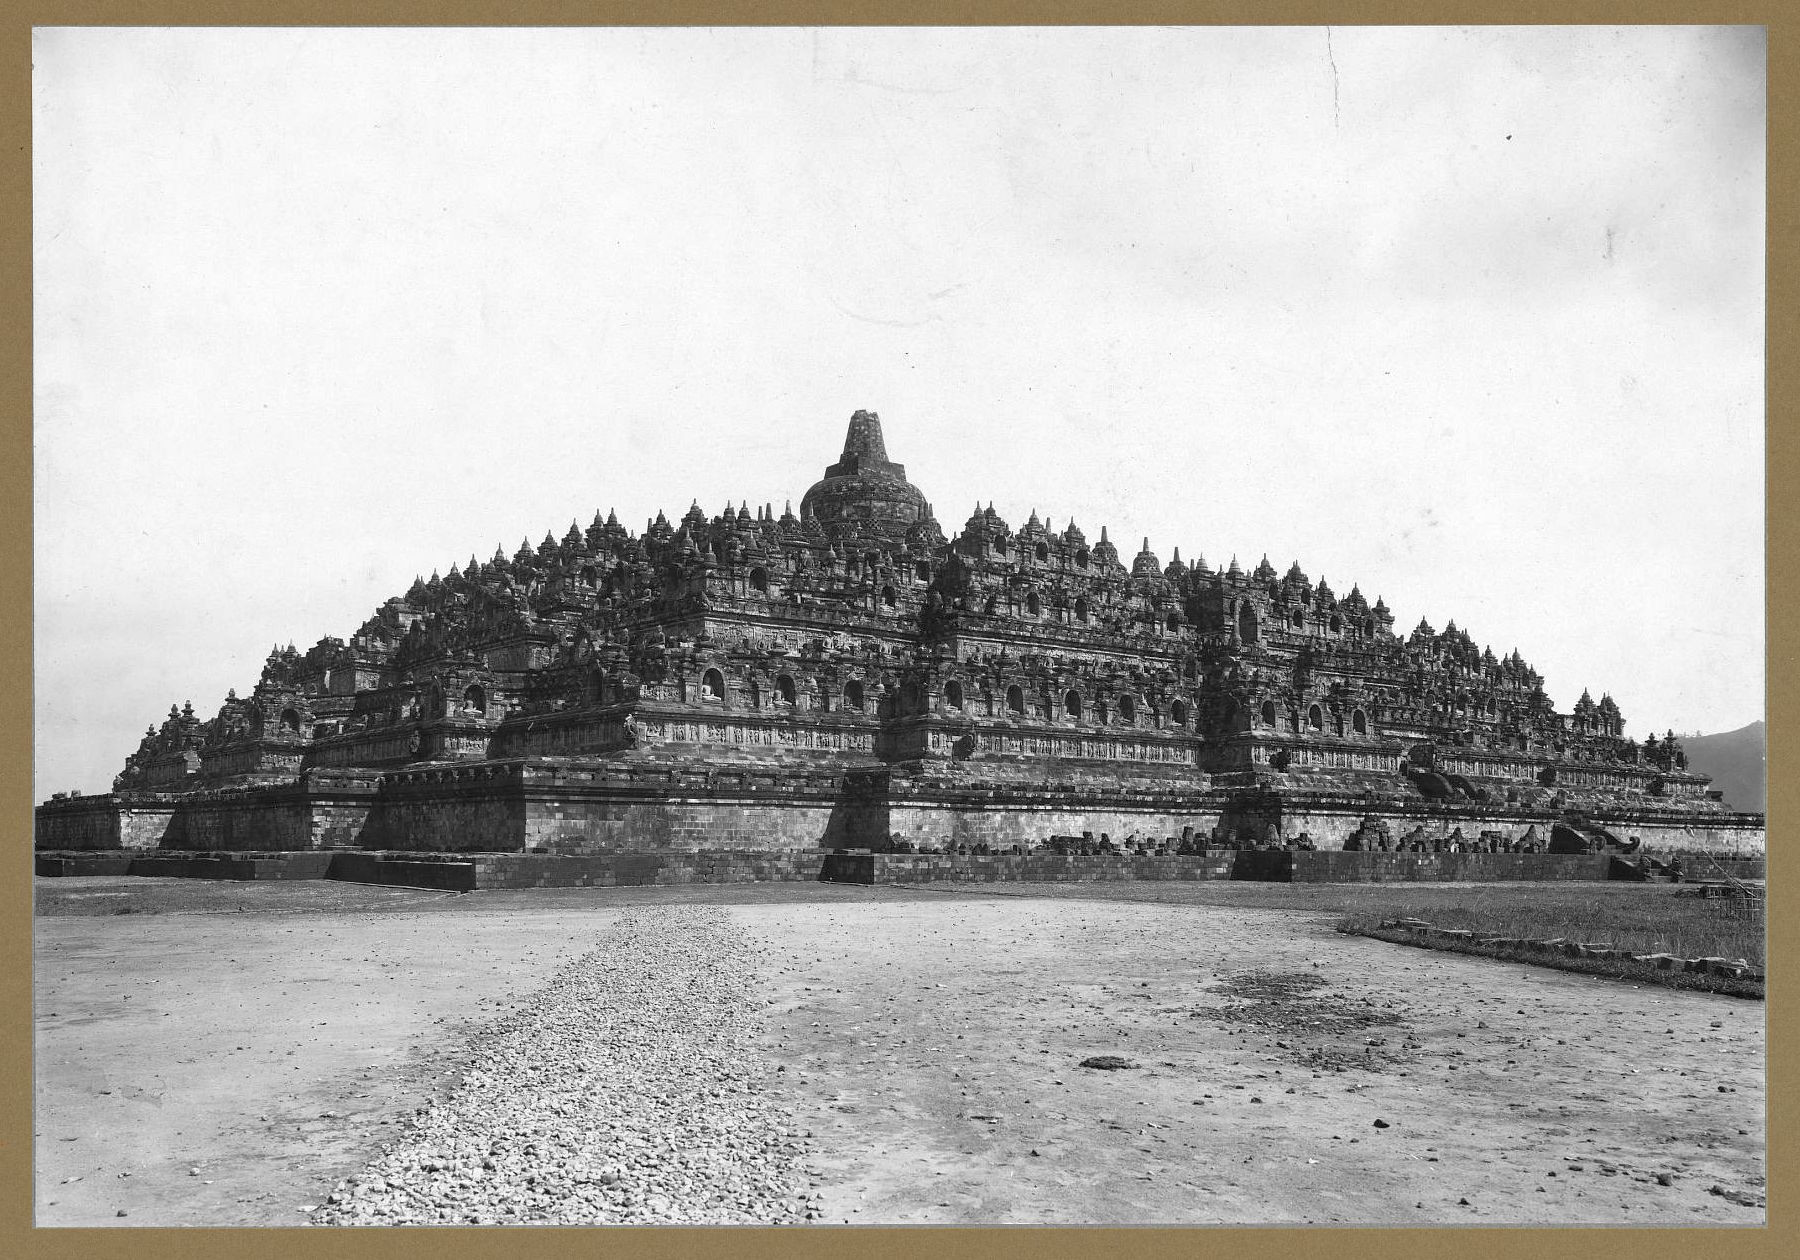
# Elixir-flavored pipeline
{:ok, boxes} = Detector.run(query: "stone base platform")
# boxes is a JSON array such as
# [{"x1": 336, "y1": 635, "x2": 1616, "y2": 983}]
[
  {"x1": 818, "y1": 850, "x2": 1767, "y2": 885},
  {"x1": 325, "y1": 849, "x2": 832, "y2": 891},
  {"x1": 34, "y1": 851, "x2": 335, "y2": 880},
  {"x1": 37, "y1": 848, "x2": 1765, "y2": 890},
  {"x1": 34, "y1": 848, "x2": 836, "y2": 891},
  {"x1": 821, "y1": 850, "x2": 1585, "y2": 884},
  {"x1": 34, "y1": 761, "x2": 1766, "y2": 866}
]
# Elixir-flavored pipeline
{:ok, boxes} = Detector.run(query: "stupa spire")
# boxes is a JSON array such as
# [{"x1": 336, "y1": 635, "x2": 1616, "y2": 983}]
[{"x1": 840, "y1": 409, "x2": 890, "y2": 465}]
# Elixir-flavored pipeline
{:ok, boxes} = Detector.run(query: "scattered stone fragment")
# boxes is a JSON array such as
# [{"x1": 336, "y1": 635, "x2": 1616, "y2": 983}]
[{"x1": 310, "y1": 906, "x2": 820, "y2": 1226}]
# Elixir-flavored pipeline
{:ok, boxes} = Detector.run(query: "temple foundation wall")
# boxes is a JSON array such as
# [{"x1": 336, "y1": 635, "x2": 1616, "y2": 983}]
[
  {"x1": 368, "y1": 790, "x2": 527, "y2": 852},
  {"x1": 1608, "y1": 819, "x2": 1766, "y2": 856},
  {"x1": 120, "y1": 809, "x2": 181, "y2": 849},
  {"x1": 877, "y1": 803, "x2": 1225, "y2": 852},
  {"x1": 521, "y1": 799, "x2": 852, "y2": 855},
  {"x1": 34, "y1": 798, "x2": 180, "y2": 850},
  {"x1": 366, "y1": 760, "x2": 862, "y2": 854},
  {"x1": 820, "y1": 851, "x2": 1765, "y2": 885},
  {"x1": 32, "y1": 797, "x2": 124, "y2": 849},
  {"x1": 168, "y1": 799, "x2": 315, "y2": 851},
  {"x1": 37, "y1": 764, "x2": 1764, "y2": 868},
  {"x1": 32, "y1": 780, "x2": 380, "y2": 852},
  {"x1": 1224, "y1": 802, "x2": 1766, "y2": 858}
]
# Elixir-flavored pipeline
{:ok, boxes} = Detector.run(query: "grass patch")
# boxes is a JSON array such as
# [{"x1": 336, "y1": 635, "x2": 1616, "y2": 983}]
[
  {"x1": 912, "y1": 876, "x2": 1763, "y2": 961},
  {"x1": 1333, "y1": 884, "x2": 1763, "y2": 998},
  {"x1": 1334, "y1": 886, "x2": 1764, "y2": 968},
  {"x1": 912, "y1": 879, "x2": 1765, "y2": 994},
  {"x1": 1344, "y1": 923, "x2": 1763, "y2": 1000}
]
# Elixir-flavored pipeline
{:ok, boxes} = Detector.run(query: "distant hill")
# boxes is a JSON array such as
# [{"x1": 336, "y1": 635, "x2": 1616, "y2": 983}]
[{"x1": 1681, "y1": 720, "x2": 1765, "y2": 813}]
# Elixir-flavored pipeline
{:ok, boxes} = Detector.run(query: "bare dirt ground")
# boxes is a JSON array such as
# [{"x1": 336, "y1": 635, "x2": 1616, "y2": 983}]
[
  {"x1": 741, "y1": 887, "x2": 1765, "y2": 1224},
  {"x1": 34, "y1": 882, "x2": 606, "y2": 1226},
  {"x1": 31, "y1": 878, "x2": 892, "y2": 1227},
  {"x1": 34, "y1": 877, "x2": 1764, "y2": 1227}
]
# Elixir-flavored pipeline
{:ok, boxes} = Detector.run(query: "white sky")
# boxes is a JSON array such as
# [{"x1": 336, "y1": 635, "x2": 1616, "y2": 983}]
[{"x1": 33, "y1": 26, "x2": 1765, "y2": 799}]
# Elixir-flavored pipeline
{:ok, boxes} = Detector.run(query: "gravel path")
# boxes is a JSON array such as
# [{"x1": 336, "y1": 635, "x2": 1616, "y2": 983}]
[{"x1": 312, "y1": 904, "x2": 821, "y2": 1225}]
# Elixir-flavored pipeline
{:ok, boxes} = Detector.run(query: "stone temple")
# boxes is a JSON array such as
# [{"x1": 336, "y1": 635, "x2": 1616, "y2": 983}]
[{"x1": 36, "y1": 412, "x2": 1764, "y2": 864}]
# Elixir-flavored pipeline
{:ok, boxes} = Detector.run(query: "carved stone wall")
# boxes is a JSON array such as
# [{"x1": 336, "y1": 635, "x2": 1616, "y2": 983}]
[{"x1": 45, "y1": 412, "x2": 1761, "y2": 861}]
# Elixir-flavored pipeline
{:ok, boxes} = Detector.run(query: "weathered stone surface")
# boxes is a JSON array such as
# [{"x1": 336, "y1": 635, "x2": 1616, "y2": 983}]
[{"x1": 37, "y1": 413, "x2": 1764, "y2": 862}]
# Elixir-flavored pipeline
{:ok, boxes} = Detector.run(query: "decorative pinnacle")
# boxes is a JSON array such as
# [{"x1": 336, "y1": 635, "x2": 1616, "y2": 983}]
[{"x1": 841, "y1": 409, "x2": 890, "y2": 464}]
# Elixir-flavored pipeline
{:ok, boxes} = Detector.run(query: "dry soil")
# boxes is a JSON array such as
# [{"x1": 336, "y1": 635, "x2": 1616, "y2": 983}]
[{"x1": 33, "y1": 877, "x2": 1765, "y2": 1227}]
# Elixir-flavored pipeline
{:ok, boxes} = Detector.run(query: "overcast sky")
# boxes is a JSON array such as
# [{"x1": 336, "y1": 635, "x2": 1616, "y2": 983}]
[{"x1": 33, "y1": 25, "x2": 1765, "y2": 799}]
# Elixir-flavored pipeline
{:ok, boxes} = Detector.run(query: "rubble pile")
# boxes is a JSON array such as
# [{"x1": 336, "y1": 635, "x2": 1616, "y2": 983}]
[{"x1": 313, "y1": 905, "x2": 820, "y2": 1225}]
